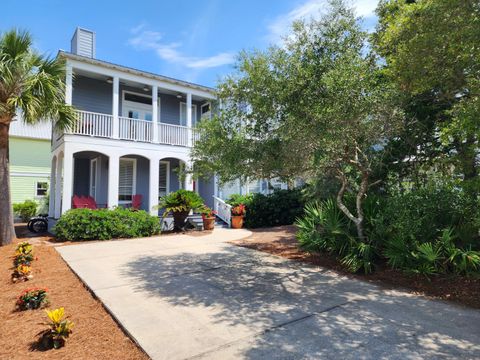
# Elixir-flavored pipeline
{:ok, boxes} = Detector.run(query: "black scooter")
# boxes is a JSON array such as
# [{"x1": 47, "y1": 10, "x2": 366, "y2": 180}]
[{"x1": 27, "y1": 214, "x2": 49, "y2": 233}]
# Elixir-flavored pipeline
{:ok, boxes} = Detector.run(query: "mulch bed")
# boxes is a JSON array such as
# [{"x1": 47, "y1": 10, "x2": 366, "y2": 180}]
[
  {"x1": 0, "y1": 225, "x2": 148, "y2": 360},
  {"x1": 231, "y1": 225, "x2": 480, "y2": 309}
]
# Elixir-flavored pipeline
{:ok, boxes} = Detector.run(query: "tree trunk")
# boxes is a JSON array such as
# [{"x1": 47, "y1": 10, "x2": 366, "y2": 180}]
[
  {"x1": 335, "y1": 167, "x2": 369, "y2": 242},
  {"x1": 0, "y1": 122, "x2": 15, "y2": 246}
]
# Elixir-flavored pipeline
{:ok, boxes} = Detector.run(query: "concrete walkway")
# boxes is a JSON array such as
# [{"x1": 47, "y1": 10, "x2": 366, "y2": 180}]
[{"x1": 57, "y1": 229, "x2": 480, "y2": 360}]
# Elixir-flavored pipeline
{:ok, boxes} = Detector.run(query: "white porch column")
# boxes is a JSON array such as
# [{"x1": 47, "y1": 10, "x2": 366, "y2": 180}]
[
  {"x1": 152, "y1": 85, "x2": 158, "y2": 143},
  {"x1": 184, "y1": 160, "x2": 194, "y2": 191},
  {"x1": 112, "y1": 76, "x2": 119, "y2": 139},
  {"x1": 108, "y1": 154, "x2": 119, "y2": 208},
  {"x1": 186, "y1": 92, "x2": 193, "y2": 147},
  {"x1": 48, "y1": 157, "x2": 57, "y2": 217},
  {"x1": 61, "y1": 148, "x2": 74, "y2": 214},
  {"x1": 65, "y1": 64, "x2": 73, "y2": 105},
  {"x1": 149, "y1": 158, "x2": 159, "y2": 215},
  {"x1": 54, "y1": 153, "x2": 63, "y2": 218}
]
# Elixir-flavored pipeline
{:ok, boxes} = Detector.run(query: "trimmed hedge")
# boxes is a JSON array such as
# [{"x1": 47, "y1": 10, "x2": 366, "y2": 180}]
[
  {"x1": 54, "y1": 207, "x2": 161, "y2": 241},
  {"x1": 243, "y1": 189, "x2": 304, "y2": 228}
]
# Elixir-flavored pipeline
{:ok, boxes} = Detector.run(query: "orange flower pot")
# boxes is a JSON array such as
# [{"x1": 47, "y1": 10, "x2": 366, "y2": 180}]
[
  {"x1": 231, "y1": 215, "x2": 244, "y2": 229},
  {"x1": 203, "y1": 216, "x2": 215, "y2": 230}
]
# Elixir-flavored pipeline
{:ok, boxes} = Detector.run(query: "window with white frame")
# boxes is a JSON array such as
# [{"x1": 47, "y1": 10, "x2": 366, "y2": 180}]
[
  {"x1": 36, "y1": 181, "x2": 48, "y2": 197},
  {"x1": 180, "y1": 102, "x2": 197, "y2": 126},
  {"x1": 201, "y1": 103, "x2": 211, "y2": 120},
  {"x1": 158, "y1": 161, "x2": 169, "y2": 198},
  {"x1": 119, "y1": 158, "x2": 136, "y2": 202}
]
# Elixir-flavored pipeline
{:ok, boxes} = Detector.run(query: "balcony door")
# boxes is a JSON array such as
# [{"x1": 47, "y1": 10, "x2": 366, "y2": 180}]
[{"x1": 122, "y1": 91, "x2": 160, "y2": 122}]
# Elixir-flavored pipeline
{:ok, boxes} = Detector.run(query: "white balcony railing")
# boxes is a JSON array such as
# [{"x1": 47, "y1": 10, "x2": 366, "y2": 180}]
[
  {"x1": 158, "y1": 123, "x2": 189, "y2": 146},
  {"x1": 213, "y1": 196, "x2": 232, "y2": 227},
  {"x1": 68, "y1": 110, "x2": 196, "y2": 146},
  {"x1": 119, "y1": 116, "x2": 153, "y2": 142},
  {"x1": 70, "y1": 110, "x2": 113, "y2": 137}
]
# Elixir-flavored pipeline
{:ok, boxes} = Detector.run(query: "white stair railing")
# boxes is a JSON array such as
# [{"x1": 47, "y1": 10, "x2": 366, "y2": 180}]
[{"x1": 213, "y1": 196, "x2": 232, "y2": 228}]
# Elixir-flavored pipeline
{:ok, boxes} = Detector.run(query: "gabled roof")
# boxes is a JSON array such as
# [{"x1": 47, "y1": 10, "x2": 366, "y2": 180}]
[{"x1": 58, "y1": 51, "x2": 216, "y2": 95}]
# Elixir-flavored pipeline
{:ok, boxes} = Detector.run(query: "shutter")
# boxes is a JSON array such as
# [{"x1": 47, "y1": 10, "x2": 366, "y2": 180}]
[
  {"x1": 159, "y1": 162, "x2": 168, "y2": 197},
  {"x1": 119, "y1": 159, "x2": 134, "y2": 201}
]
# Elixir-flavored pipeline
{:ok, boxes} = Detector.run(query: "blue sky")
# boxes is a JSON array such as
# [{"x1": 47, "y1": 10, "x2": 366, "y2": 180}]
[{"x1": 2, "y1": 0, "x2": 379, "y2": 87}]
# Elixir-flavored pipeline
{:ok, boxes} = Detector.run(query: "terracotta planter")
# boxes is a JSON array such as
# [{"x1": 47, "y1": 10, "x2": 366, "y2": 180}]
[
  {"x1": 231, "y1": 215, "x2": 244, "y2": 229},
  {"x1": 172, "y1": 210, "x2": 190, "y2": 230},
  {"x1": 202, "y1": 216, "x2": 215, "y2": 230}
]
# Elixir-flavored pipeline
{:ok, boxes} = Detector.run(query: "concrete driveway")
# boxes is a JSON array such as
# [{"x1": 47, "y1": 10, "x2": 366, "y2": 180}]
[{"x1": 57, "y1": 229, "x2": 480, "y2": 360}]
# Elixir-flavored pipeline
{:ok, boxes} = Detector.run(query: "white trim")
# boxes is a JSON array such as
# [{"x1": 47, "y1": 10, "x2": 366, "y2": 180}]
[
  {"x1": 10, "y1": 172, "x2": 50, "y2": 178},
  {"x1": 180, "y1": 102, "x2": 197, "y2": 126},
  {"x1": 35, "y1": 180, "x2": 48, "y2": 197},
  {"x1": 159, "y1": 160, "x2": 170, "y2": 197},
  {"x1": 118, "y1": 157, "x2": 137, "y2": 204}
]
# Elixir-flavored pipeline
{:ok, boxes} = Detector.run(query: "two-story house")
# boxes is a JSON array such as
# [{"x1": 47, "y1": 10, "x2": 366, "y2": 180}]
[{"x1": 49, "y1": 28, "x2": 217, "y2": 218}]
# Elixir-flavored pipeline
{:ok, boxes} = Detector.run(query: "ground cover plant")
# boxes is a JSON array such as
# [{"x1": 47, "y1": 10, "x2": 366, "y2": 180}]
[{"x1": 16, "y1": 287, "x2": 49, "y2": 310}]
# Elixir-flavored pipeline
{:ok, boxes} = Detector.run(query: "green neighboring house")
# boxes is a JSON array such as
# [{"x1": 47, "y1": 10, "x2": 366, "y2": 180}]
[{"x1": 9, "y1": 120, "x2": 52, "y2": 213}]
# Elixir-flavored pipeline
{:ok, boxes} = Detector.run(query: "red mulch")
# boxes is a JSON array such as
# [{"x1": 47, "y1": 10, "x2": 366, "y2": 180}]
[
  {"x1": 231, "y1": 225, "x2": 480, "y2": 309},
  {"x1": 0, "y1": 225, "x2": 148, "y2": 360}
]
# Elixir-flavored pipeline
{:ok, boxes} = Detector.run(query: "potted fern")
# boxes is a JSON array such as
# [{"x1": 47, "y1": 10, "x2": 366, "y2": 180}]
[{"x1": 158, "y1": 190, "x2": 204, "y2": 230}]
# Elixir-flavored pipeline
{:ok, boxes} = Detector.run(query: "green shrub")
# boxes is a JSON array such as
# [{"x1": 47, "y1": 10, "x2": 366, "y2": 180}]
[
  {"x1": 384, "y1": 228, "x2": 480, "y2": 276},
  {"x1": 383, "y1": 182, "x2": 479, "y2": 247},
  {"x1": 53, "y1": 208, "x2": 161, "y2": 241},
  {"x1": 13, "y1": 200, "x2": 38, "y2": 222},
  {"x1": 296, "y1": 199, "x2": 376, "y2": 274},
  {"x1": 296, "y1": 182, "x2": 480, "y2": 276},
  {"x1": 243, "y1": 189, "x2": 304, "y2": 228}
]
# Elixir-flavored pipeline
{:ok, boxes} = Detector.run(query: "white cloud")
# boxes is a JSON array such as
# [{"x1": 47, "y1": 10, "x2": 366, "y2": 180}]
[
  {"x1": 266, "y1": 0, "x2": 379, "y2": 44},
  {"x1": 129, "y1": 26, "x2": 235, "y2": 69}
]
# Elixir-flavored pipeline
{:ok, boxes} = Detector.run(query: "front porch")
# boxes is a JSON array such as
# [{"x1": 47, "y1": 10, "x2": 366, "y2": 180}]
[{"x1": 48, "y1": 142, "x2": 202, "y2": 218}]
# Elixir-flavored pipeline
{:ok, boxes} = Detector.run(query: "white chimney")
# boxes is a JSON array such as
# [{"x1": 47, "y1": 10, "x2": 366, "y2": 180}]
[{"x1": 71, "y1": 27, "x2": 96, "y2": 58}]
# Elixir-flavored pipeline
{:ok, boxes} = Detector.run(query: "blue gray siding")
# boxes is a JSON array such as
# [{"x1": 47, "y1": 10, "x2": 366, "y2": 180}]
[
  {"x1": 72, "y1": 76, "x2": 112, "y2": 114},
  {"x1": 199, "y1": 176, "x2": 215, "y2": 208}
]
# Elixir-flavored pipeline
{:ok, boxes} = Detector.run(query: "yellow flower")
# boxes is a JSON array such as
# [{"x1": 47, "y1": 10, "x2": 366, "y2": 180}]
[{"x1": 46, "y1": 307, "x2": 65, "y2": 324}]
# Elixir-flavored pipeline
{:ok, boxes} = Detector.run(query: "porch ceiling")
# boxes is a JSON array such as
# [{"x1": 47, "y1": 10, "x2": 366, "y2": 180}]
[{"x1": 73, "y1": 69, "x2": 209, "y2": 101}]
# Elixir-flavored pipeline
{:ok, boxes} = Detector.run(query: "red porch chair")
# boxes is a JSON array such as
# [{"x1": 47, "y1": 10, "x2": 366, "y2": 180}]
[{"x1": 131, "y1": 194, "x2": 142, "y2": 210}]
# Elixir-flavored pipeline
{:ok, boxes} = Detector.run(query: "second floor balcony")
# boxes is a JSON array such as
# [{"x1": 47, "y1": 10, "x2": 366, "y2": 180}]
[
  {"x1": 69, "y1": 110, "x2": 196, "y2": 146},
  {"x1": 57, "y1": 54, "x2": 215, "y2": 149}
]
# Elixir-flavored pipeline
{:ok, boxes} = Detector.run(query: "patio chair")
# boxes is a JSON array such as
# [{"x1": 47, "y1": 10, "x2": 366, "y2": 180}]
[
  {"x1": 131, "y1": 194, "x2": 142, "y2": 210},
  {"x1": 72, "y1": 195, "x2": 107, "y2": 209}
]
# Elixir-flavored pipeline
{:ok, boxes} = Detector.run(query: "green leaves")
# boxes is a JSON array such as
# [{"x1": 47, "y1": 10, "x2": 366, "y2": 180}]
[{"x1": 0, "y1": 29, "x2": 76, "y2": 128}]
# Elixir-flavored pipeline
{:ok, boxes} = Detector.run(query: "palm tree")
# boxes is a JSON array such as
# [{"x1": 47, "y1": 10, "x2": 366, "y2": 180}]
[{"x1": 0, "y1": 29, "x2": 75, "y2": 246}]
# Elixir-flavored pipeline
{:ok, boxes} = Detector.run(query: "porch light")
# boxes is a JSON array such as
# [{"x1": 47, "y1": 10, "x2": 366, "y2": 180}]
[
  {"x1": 106, "y1": 78, "x2": 113, "y2": 84},
  {"x1": 143, "y1": 85, "x2": 149, "y2": 92},
  {"x1": 176, "y1": 93, "x2": 183, "y2": 99}
]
